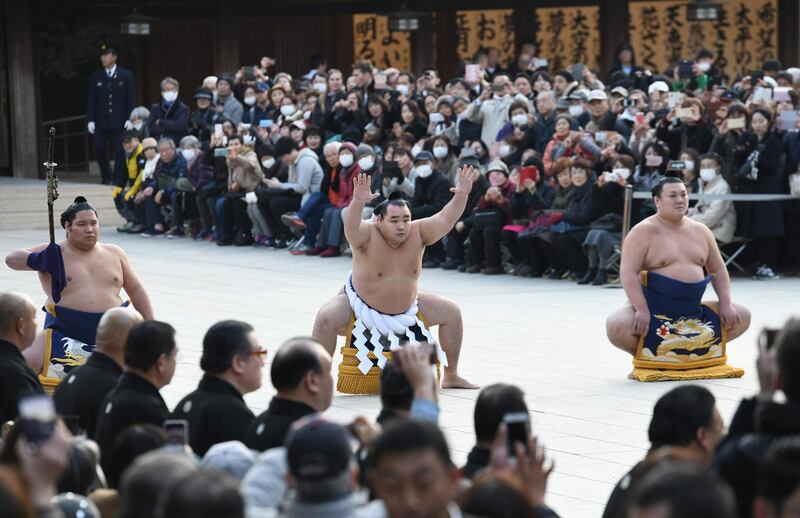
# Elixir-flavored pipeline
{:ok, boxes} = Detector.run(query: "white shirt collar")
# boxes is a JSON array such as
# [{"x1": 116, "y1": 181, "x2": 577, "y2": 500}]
[{"x1": 105, "y1": 65, "x2": 117, "y2": 77}]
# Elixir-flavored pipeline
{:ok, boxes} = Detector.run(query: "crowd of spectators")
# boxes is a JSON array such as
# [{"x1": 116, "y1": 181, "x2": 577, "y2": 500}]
[
  {"x1": 1, "y1": 290, "x2": 799, "y2": 518},
  {"x1": 110, "y1": 44, "x2": 800, "y2": 282}
]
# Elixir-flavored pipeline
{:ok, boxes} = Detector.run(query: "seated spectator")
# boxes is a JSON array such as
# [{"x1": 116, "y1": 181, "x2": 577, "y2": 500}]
[
  {"x1": 157, "y1": 468, "x2": 244, "y2": 518},
  {"x1": 543, "y1": 115, "x2": 601, "y2": 177},
  {"x1": 113, "y1": 130, "x2": 147, "y2": 233},
  {"x1": 141, "y1": 138, "x2": 187, "y2": 237},
  {"x1": 631, "y1": 140, "x2": 669, "y2": 220},
  {"x1": 146, "y1": 77, "x2": 189, "y2": 144},
  {"x1": 392, "y1": 99, "x2": 428, "y2": 141},
  {"x1": 0, "y1": 292, "x2": 42, "y2": 423},
  {"x1": 753, "y1": 438, "x2": 800, "y2": 518},
  {"x1": 411, "y1": 150, "x2": 453, "y2": 267},
  {"x1": 431, "y1": 135, "x2": 459, "y2": 184},
  {"x1": 244, "y1": 337, "x2": 333, "y2": 452},
  {"x1": 381, "y1": 145, "x2": 415, "y2": 199},
  {"x1": 312, "y1": 143, "x2": 363, "y2": 257},
  {"x1": 166, "y1": 135, "x2": 212, "y2": 239},
  {"x1": 467, "y1": 160, "x2": 515, "y2": 275},
  {"x1": 370, "y1": 420, "x2": 461, "y2": 518},
  {"x1": 715, "y1": 317, "x2": 800, "y2": 517},
  {"x1": 54, "y1": 307, "x2": 142, "y2": 438},
  {"x1": 602, "y1": 385, "x2": 724, "y2": 518},
  {"x1": 117, "y1": 450, "x2": 197, "y2": 518},
  {"x1": 551, "y1": 159, "x2": 596, "y2": 279},
  {"x1": 196, "y1": 132, "x2": 231, "y2": 240},
  {"x1": 94, "y1": 321, "x2": 177, "y2": 475},
  {"x1": 170, "y1": 321, "x2": 264, "y2": 456},
  {"x1": 579, "y1": 154, "x2": 632, "y2": 286},
  {"x1": 332, "y1": 91, "x2": 367, "y2": 138},
  {"x1": 462, "y1": 383, "x2": 529, "y2": 480},
  {"x1": 687, "y1": 152, "x2": 736, "y2": 243},
  {"x1": 215, "y1": 74, "x2": 243, "y2": 125},
  {"x1": 528, "y1": 158, "x2": 575, "y2": 278},
  {"x1": 670, "y1": 148, "x2": 701, "y2": 197},
  {"x1": 128, "y1": 105, "x2": 150, "y2": 139},
  {"x1": 259, "y1": 137, "x2": 323, "y2": 248},
  {"x1": 441, "y1": 153, "x2": 488, "y2": 271},
  {"x1": 189, "y1": 88, "x2": 216, "y2": 149},
  {"x1": 217, "y1": 135, "x2": 262, "y2": 246}
]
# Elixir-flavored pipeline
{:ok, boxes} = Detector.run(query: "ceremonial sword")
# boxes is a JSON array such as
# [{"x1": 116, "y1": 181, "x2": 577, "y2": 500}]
[{"x1": 44, "y1": 126, "x2": 59, "y2": 244}]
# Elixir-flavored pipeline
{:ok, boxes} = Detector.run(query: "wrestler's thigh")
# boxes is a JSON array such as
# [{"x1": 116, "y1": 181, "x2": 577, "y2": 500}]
[
  {"x1": 605, "y1": 305, "x2": 636, "y2": 342},
  {"x1": 728, "y1": 302, "x2": 752, "y2": 341},
  {"x1": 22, "y1": 331, "x2": 46, "y2": 372},
  {"x1": 314, "y1": 293, "x2": 352, "y2": 335},
  {"x1": 417, "y1": 292, "x2": 461, "y2": 327}
]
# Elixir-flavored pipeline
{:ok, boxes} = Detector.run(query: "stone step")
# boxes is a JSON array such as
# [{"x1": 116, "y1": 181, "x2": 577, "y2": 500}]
[{"x1": 0, "y1": 177, "x2": 123, "y2": 231}]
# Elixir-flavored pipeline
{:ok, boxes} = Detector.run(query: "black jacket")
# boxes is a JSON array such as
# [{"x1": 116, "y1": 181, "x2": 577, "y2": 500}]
[
  {"x1": 589, "y1": 181, "x2": 626, "y2": 222},
  {"x1": 655, "y1": 120, "x2": 714, "y2": 159},
  {"x1": 461, "y1": 445, "x2": 491, "y2": 480},
  {"x1": 411, "y1": 170, "x2": 453, "y2": 220},
  {"x1": 94, "y1": 372, "x2": 170, "y2": 472},
  {"x1": 147, "y1": 100, "x2": 190, "y2": 144},
  {"x1": 713, "y1": 399, "x2": 800, "y2": 518},
  {"x1": 53, "y1": 352, "x2": 122, "y2": 438},
  {"x1": 562, "y1": 179, "x2": 596, "y2": 226},
  {"x1": 0, "y1": 338, "x2": 43, "y2": 423},
  {"x1": 87, "y1": 66, "x2": 137, "y2": 129},
  {"x1": 244, "y1": 397, "x2": 315, "y2": 452},
  {"x1": 169, "y1": 374, "x2": 255, "y2": 456},
  {"x1": 734, "y1": 131, "x2": 786, "y2": 240}
]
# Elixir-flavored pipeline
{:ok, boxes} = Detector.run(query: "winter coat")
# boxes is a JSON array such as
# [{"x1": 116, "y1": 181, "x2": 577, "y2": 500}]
[
  {"x1": 226, "y1": 149, "x2": 263, "y2": 192},
  {"x1": 147, "y1": 100, "x2": 190, "y2": 144},
  {"x1": 689, "y1": 174, "x2": 736, "y2": 243},
  {"x1": 733, "y1": 131, "x2": 785, "y2": 239}
]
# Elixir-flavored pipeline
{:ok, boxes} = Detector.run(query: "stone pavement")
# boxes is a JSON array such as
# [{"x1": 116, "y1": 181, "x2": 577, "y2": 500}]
[{"x1": 1, "y1": 228, "x2": 797, "y2": 517}]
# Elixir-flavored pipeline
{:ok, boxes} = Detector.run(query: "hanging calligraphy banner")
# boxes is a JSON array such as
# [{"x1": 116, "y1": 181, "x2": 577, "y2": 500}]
[
  {"x1": 455, "y1": 10, "x2": 516, "y2": 67},
  {"x1": 534, "y1": 7, "x2": 601, "y2": 73},
  {"x1": 628, "y1": 0, "x2": 778, "y2": 83},
  {"x1": 353, "y1": 14, "x2": 411, "y2": 70}
]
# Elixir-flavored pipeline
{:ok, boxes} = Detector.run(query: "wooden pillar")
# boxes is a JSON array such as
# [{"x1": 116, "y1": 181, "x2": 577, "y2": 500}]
[
  {"x1": 410, "y1": 14, "x2": 434, "y2": 74},
  {"x1": 599, "y1": 0, "x2": 630, "y2": 77},
  {"x1": 327, "y1": 14, "x2": 355, "y2": 71},
  {"x1": 434, "y1": 11, "x2": 458, "y2": 79},
  {"x1": 5, "y1": 0, "x2": 39, "y2": 178},
  {"x1": 778, "y1": 0, "x2": 798, "y2": 68},
  {"x1": 215, "y1": 1, "x2": 239, "y2": 75},
  {"x1": 0, "y1": 0, "x2": 10, "y2": 174},
  {"x1": 513, "y1": 2, "x2": 537, "y2": 54}
]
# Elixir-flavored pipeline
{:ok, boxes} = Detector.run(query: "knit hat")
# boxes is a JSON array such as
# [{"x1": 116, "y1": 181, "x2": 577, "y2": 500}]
[
  {"x1": 339, "y1": 142, "x2": 357, "y2": 156},
  {"x1": 485, "y1": 160, "x2": 509, "y2": 176},
  {"x1": 141, "y1": 137, "x2": 158, "y2": 151},
  {"x1": 356, "y1": 143, "x2": 376, "y2": 159}
]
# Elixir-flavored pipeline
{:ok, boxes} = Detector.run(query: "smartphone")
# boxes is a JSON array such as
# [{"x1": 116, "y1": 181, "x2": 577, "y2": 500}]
[
  {"x1": 727, "y1": 117, "x2": 746, "y2": 129},
  {"x1": 465, "y1": 64, "x2": 481, "y2": 83},
  {"x1": 429, "y1": 112, "x2": 445, "y2": 123},
  {"x1": 570, "y1": 63, "x2": 585, "y2": 80},
  {"x1": 214, "y1": 147, "x2": 229, "y2": 158},
  {"x1": 491, "y1": 84, "x2": 504, "y2": 94},
  {"x1": 622, "y1": 99, "x2": 636, "y2": 108},
  {"x1": 258, "y1": 119, "x2": 273, "y2": 128},
  {"x1": 240, "y1": 123, "x2": 251, "y2": 130},
  {"x1": 504, "y1": 412, "x2": 530, "y2": 457},
  {"x1": 18, "y1": 395, "x2": 57, "y2": 446},
  {"x1": 164, "y1": 419, "x2": 189, "y2": 446},
  {"x1": 667, "y1": 92, "x2": 679, "y2": 108},
  {"x1": 374, "y1": 73, "x2": 388, "y2": 90},
  {"x1": 214, "y1": 123, "x2": 223, "y2": 137},
  {"x1": 532, "y1": 58, "x2": 549, "y2": 70},
  {"x1": 668, "y1": 160, "x2": 686, "y2": 170},
  {"x1": 678, "y1": 60, "x2": 694, "y2": 79},
  {"x1": 636, "y1": 113, "x2": 646, "y2": 125},
  {"x1": 753, "y1": 86, "x2": 773, "y2": 103},
  {"x1": 243, "y1": 66, "x2": 256, "y2": 81},
  {"x1": 676, "y1": 107, "x2": 695, "y2": 119},
  {"x1": 518, "y1": 166, "x2": 540, "y2": 185},
  {"x1": 605, "y1": 171, "x2": 620, "y2": 182},
  {"x1": 775, "y1": 87, "x2": 792, "y2": 102}
]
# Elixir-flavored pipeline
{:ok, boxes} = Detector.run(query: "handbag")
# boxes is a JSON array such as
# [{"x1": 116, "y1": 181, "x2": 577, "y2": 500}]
[
  {"x1": 156, "y1": 172, "x2": 177, "y2": 191},
  {"x1": 472, "y1": 210, "x2": 502, "y2": 229}
]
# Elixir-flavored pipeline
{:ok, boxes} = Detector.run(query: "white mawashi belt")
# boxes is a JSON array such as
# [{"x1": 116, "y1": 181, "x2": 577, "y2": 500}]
[{"x1": 345, "y1": 272, "x2": 448, "y2": 374}]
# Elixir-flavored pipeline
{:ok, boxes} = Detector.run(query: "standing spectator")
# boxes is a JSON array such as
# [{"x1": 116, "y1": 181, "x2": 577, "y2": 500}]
[
  {"x1": 709, "y1": 105, "x2": 749, "y2": 185},
  {"x1": 53, "y1": 307, "x2": 142, "y2": 438},
  {"x1": 468, "y1": 160, "x2": 514, "y2": 274},
  {"x1": 146, "y1": 77, "x2": 189, "y2": 144},
  {"x1": 352, "y1": 61, "x2": 374, "y2": 106},
  {"x1": 87, "y1": 44, "x2": 137, "y2": 185},
  {"x1": 170, "y1": 321, "x2": 264, "y2": 456},
  {"x1": 245, "y1": 337, "x2": 333, "y2": 452},
  {"x1": 189, "y1": 88, "x2": 216, "y2": 149},
  {"x1": 0, "y1": 293, "x2": 42, "y2": 423},
  {"x1": 656, "y1": 99, "x2": 714, "y2": 159},
  {"x1": 464, "y1": 74, "x2": 518, "y2": 147},
  {"x1": 687, "y1": 152, "x2": 736, "y2": 244},
  {"x1": 215, "y1": 74, "x2": 244, "y2": 125},
  {"x1": 94, "y1": 321, "x2": 177, "y2": 474},
  {"x1": 735, "y1": 108, "x2": 785, "y2": 279},
  {"x1": 542, "y1": 115, "x2": 601, "y2": 177},
  {"x1": 605, "y1": 43, "x2": 644, "y2": 84}
]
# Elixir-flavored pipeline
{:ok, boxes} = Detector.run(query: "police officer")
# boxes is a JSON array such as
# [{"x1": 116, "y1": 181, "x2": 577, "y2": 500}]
[{"x1": 87, "y1": 44, "x2": 137, "y2": 185}]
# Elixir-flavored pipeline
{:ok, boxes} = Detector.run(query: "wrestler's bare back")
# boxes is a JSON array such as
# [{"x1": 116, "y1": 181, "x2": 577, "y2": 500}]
[
  {"x1": 351, "y1": 222, "x2": 425, "y2": 314},
  {"x1": 36, "y1": 240, "x2": 126, "y2": 312},
  {"x1": 628, "y1": 215, "x2": 712, "y2": 283}
]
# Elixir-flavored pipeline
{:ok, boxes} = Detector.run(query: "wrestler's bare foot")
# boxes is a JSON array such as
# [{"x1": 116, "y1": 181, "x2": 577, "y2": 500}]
[{"x1": 441, "y1": 371, "x2": 479, "y2": 389}]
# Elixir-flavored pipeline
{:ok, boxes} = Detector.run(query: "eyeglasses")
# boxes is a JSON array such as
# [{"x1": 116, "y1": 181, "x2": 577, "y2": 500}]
[{"x1": 250, "y1": 348, "x2": 268, "y2": 361}]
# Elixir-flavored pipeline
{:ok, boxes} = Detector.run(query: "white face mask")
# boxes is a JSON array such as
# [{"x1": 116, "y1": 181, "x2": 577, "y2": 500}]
[
  {"x1": 433, "y1": 146, "x2": 448, "y2": 159},
  {"x1": 396, "y1": 84, "x2": 409, "y2": 96},
  {"x1": 683, "y1": 160, "x2": 695, "y2": 172},
  {"x1": 358, "y1": 156, "x2": 375, "y2": 171},
  {"x1": 568, "y1": 105, "x2": 584, "y2": 117},
  {"x1": 698, "y1": 62, "x2": 711, "y2": 72},
  {"x1": 416, "y1": 164, "x2": 433, "y2": 178},
  {"x1": 244, "y1": 96, "x2": 256, "y2": 106},
  {"x1": 303, "y1": 110, "x2": 312, "y2": 120},
  {"x1": 262, "y1": 158, "x2": 275, "y2": 169},
  {"x1": 181, "y1": 149, "x2": 196, "y2": 161},
  {"x1": 243, "y1": 134, "x2": 255, "y2": 146},
  {"x1": 700, "y1": 168, "x2": 717, "y2": 182},
  {"x1": 411, "y1": 144, "x2": 422, "y2": 158},
  {"x1": 612, "y1": 167, "x2": 631, "y2": 179},
  {"x1": 280, "y1": 105, "x2": 296, "y2": 116},
  {"x1": 339, "y1": 153, "x2": 354, "y2": 167},
  {"x1": 511, "y1": 114, "x2": 528, "y2": 126},
  {"x1": 162, "y1": 90, "x2": 178, "y2": 102},
  {"x1": 313, "y1": 83, "x2": 327, "y2": 93},
  {"x1": 498, "y1": 144, "x2": 512, "y2": 158},
  {"x1": 133, "y1": 121, "x2": 143, "y2": 130}
]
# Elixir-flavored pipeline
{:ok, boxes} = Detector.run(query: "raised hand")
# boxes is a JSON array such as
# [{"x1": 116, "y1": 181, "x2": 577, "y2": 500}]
[
  {"x1": 450, "y1": 165, "x2": 479, "y2": 195},
  {"x1": 352, "y1": 173, "x2": 380, "y2": 204}
]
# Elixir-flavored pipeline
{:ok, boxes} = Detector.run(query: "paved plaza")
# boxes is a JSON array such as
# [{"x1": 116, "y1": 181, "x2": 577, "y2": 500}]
[{"x1": 1, "y1": 228, "x2": 797, "y2": 516}]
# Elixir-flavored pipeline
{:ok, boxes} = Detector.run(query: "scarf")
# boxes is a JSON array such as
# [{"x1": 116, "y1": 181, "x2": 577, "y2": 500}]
[{"x1": 142, "y1": 157, "x2": 160, "y2": 182}]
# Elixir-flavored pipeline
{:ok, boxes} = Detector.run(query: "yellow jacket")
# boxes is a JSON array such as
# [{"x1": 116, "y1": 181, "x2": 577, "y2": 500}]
[{"x1": 113, "y1": 144, "x2": 145, "y2": 201}]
